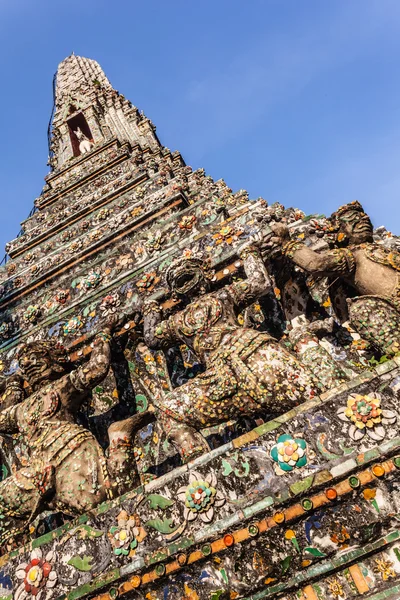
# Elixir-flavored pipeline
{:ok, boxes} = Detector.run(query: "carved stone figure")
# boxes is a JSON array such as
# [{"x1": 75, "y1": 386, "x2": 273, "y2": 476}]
[
  {"x1": 0, "y1": 321, "x2": 153, "y2": 546},
  {"x1": 288, "y1": 315, "x2": 352, "y2": 389},
  {"x1": 270, "y1": 201, "x2": 400, "y2": 356},
  {"x1": 142, "y1": 240, "x2": 325, "y2": 462},
  {"x1": 74, "y1": 127, "x2": 93, "y2": 154}
]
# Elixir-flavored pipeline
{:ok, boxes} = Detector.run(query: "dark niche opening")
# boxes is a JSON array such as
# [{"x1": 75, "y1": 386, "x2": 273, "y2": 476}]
[{"x1": 67, "y1": 112, "x2": 93, "y2": 157}]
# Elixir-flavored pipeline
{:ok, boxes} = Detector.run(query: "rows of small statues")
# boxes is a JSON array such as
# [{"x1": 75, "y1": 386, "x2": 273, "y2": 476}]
[{"x1": 0, "y1": 200, "x2": 399, "y2": 548}]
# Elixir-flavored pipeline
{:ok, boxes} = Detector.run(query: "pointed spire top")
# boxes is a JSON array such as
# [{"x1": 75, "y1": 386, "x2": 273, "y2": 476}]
[{"x1": 55, "y1": 54, "x2": 112, "y2": 109}]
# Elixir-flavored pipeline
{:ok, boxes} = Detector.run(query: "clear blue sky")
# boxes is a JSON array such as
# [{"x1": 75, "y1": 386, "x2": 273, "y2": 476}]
[{"x1": 1, "y1": 0, "x2": 400, "y2": 252}]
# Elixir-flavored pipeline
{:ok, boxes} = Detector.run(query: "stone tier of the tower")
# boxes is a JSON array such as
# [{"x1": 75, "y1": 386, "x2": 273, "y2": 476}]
[{"x1": 0, "y1": 163, "x2": 251, "y2": 373}]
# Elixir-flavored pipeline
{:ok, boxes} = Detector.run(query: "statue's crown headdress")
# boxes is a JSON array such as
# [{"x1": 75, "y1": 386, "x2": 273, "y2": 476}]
[
  {"x1": 17, "y1": 339, "x2": 70, "y2": 366},
  {"x1": 165, "y1": 255, "x2": 214, "y2": 290},
  {"x1": 330, "y1": 201, "x2": 366, "y2": 229}
]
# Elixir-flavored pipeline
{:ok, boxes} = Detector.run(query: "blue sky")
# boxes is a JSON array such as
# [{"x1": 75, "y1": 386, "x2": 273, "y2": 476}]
[{"x1": 1, "y1": 0, "x2": 400, "y2": 252}]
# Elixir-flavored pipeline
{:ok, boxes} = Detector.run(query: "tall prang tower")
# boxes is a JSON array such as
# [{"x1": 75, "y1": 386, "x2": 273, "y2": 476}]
[
  {"x1": 1, "y1": 56, "x2": 400, "y2": 600},
  {"x1": 0, "y1": 53, "x2": 251, "y2": 375}
]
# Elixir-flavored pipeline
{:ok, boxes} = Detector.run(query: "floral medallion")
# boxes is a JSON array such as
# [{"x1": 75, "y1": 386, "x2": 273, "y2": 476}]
[
  {"x1": 178, "y1": 215, "x2": 197, "y2": 231},
  {"x1": 374, "y1": 557, "x2": 396, "y2": 580},
  {"x1": 97, "y1": 207, "x2": 110, "y2": 220},
  {"x1": 55, "y1": 289, "x2": 70, "y2": 305},
  {"x1": 136, "y1": 271, "x2": 159, "y2": 293},
  {"x1": 68, "y1": 240, "x2": 82, "y2": 254},
  {"x1": 177, "y1": 471, "x2": 225, "y2": 523},
  {"x1": 108, "y1": 510, "x2": 146, "y2": 558},
  {"x1": 7, "y1": 263, "x2": 16, "y2": 275},
  {"x1": 213, "y1": 225, "x2": 243, "y2": 245},
  {"x1": 30, "y1": 264, "x2": 42, "y2": 276},
  {"x1": 89, "y1": 230, "x2": 102, "y2": 243},
  {"x1": 63, "y1": 315, "x2": 83, "y2": 336},
  {"x1": 61, "y1": 229, "x2": 74, "y2": 242},
  {"x1": 131, "y1": 206, "x2": 143, "y2": 218},
  {"x1": 23, "y1": 305, "x2": 41, "y2": 324},
  {"x1": 337, "y1": 393, "x2": 396, "y2": 441},
  {"x1": 24, "y1": 252, "x2": 36, "y2": 264},
  {"x1": 270, "y1": 434, "x2": 307, "y2": 473},
  {"x1": 116, "y1": 254, "x2": 134, "y2": 271},
  {"x1": 81, "y1": 271, "x2": 102, "y2": 290},
  {"x1": 327, "y1": 578, "x2": 345, "y2": 599},
  {"x1": 100, "y1": 293, "x2": 121, "y2": 316},
  {"x1": 80, "y1": 220, "x2": 90, "y2": 231},
  {"x1": 0, "y1": 321, "x2": 12, "y2": 339},
  {"x1": 15, "y1": 548, "x2": 57, "y2": 599},
  {"x1": 145, "y1": 231, "x2": 165, "y2": 252}
]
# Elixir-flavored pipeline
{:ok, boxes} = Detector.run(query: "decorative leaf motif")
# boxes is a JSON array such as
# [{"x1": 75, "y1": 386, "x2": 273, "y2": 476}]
[
  {"x1": 68, "y1": 555, "x2": 94, "y2": 571},
  {"x1": 135, "y1": 393, "x2": 148, "y2": 413},
  {"x1": 280, "y1": 555, "x2": 292, "y2": 575},
  {"x1": 303, "y1": 547, "x2": 327, "y2": 558},
  {"x1": 145, "y1": 517, "x2": 179, "y2": 534},
  {"x1": 221, "y1": 459, "x2": 233, "y2": 476},
  {"x1": 210, "y1": 591, "x2": 224, "y2": 600},
  {"x1": 147, "y1": 494, "x2": 174, "y2": 510},
  {"x1": 0, "y1": 465, "x2": 8, "y2": 481}
]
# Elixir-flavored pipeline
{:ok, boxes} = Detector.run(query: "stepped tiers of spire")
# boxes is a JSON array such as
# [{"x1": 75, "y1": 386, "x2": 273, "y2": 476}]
[
  {"x1": 55, "y1": 54, "x2": 113, "y2": 104},
  {"x1": 48, "y1": 54, "x2": 159, "y2": 171},
  {"x1": 0, "y1": 55, "x2": 399, "y2": 600}
]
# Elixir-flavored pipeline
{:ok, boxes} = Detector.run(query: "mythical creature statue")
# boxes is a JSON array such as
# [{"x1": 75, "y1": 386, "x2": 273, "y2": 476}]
[
  {"x1": 0, "y1": 320, "x2": 153, "y2": 547},
  {"x1": 270, "y1": 201, "x2": 400, "y2": 356},
  {"x1": 74, "y1": 127, "x2": 93, "y2": 154},
  {"x1": 142, "y1": 238, "x2": 327, "y2": 462}
]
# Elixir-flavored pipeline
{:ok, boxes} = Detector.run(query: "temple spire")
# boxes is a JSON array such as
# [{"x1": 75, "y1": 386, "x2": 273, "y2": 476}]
[{"x1": 48, "y1": 54, "x2": 158, "y2": 170}]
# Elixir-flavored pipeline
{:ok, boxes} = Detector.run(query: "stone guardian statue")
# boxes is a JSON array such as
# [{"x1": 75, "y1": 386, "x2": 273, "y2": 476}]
[
  {"x1": 270, "y1": 201, "x2": 400, "y2": 356},
  {"x1": 74, "y1": 127, "x2": 93, "y2": 154},
  {"x1": 141, "y1": 236, "x2": 325, "y2": 461},
  {"x1": 0, "y1": 319, "x2": 153, "y2": 547}
]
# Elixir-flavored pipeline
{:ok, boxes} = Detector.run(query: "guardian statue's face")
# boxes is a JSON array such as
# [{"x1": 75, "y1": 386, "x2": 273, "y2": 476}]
[
  {"x1": 18, "y1": 344, "x2": 68, "y2": 390},
  {"x1": 339, "y1": 209, "x2": 373, "y2": 245}
]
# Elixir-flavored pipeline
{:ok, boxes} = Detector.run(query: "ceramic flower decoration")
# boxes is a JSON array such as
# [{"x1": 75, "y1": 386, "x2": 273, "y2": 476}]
[
  {"x1": 81, "y1": 271, "x2": 102, "y2": 290},
  {"x1": 0, "y1": 321, "x2": 11, "y2": 339},
  {"x1": 178, "y1": 215, "x2": 196, "y2": 230},
  {"x1": 99, "y1": 293, "x2": 121, "y2": 316},
  {"x1": 63, "y1": 315, "x2": 83, "y2": 336},
  {"x1": 24, "y1": 252, "x2": 36, "y2": 264},
  {"x1": 108, "y1": 510, "x2": 146, "y2": 558},
  {"x1": 270, "y1": 434, "x2": 307, "y2": 473},
  {"x1": 97, "y1": 207, "x2": 110, "y2": 220},
  {"x1": 23, "y1": 305, "x2": 41, "y2": 324},
  {"x1": 145, "y1": 231, "x2": 165, "y2": 252},
  {"x1": 116, "y1": 254, "x2": 134, "y2": 271},
  {"x1": 15, "y1": 548, "x2": 57, "y2": 600},
  {"x1": 337, "y1": 392, "x2": 396, "y2": 441},
  {"x1": 177, "y1": 471, "x2": 225, "y2": 523},
  {"x1": 374, "y1": 557, "x2": 396, "y2": 581},
  {"x1": 136, "y1": 271, "x2": 159, "y2": 292},
  {"x1": 68, "y1": 240, "x2": 82, "y2": 254},
  {"x1": 55, "y1": 289, "x2": 69, "y2": 305},
  {"x1": 213, "y1": 225, "x2": 243, "y2": 245}
]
